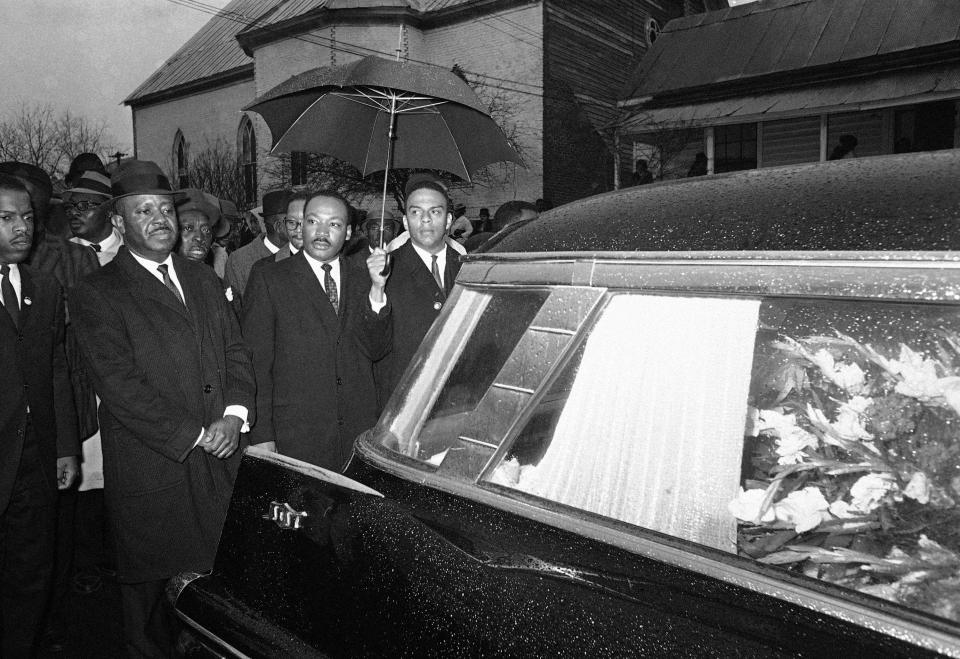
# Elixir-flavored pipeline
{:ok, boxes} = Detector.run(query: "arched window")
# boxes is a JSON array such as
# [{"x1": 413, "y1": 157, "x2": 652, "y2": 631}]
[
  {"x1": 239, "y1": 116, "x2": 257, "y2": 204},
  {"x1": 174, "y1": 130, "x2": 189, "y2": 188}
]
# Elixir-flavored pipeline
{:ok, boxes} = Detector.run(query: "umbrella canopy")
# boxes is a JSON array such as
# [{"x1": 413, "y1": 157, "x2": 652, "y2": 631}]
[{"x1": 243, "y1": 56, "x2": 523, "y2": 181}]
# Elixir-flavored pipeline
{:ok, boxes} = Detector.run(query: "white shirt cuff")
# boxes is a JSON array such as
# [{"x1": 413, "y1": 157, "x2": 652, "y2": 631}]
[
  {"x1": 224, "y1": 405, "x2": 250, "y2": 433},
  {"x1": 369, "y1": 293, "x2": 387, "y2": 313}
]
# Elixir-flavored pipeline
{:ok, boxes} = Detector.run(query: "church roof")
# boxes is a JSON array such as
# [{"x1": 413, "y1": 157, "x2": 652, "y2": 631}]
[
  {"x1": 125, "y1": 0, "x2": 277, "y2": 105},
  {"x1": 125, "y1": 0, "x2": 478, "y2": 105},
  {"x1": 622, "y1": 0, "x2": 960, "y2": 103}
]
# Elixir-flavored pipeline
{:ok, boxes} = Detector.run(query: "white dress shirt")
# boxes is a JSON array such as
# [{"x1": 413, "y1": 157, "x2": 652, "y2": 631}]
[
  {"x1": 127, "y1": 250, "x2": 249, "y2": 439},
  {"x1": 71, "y1": 227, "x2": 123, "y2": 266},
  {"x1": 410, "y1": 241, "x2": 448, "y2": 288}
]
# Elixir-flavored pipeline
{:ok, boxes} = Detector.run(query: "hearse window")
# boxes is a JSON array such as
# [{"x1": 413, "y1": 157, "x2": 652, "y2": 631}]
[
  {"x1": 488, "y1": 293, "x2": 960, "y2": 626},
  {"x1": 382, "y1": 286, "x2": 605, "y2": 477}
]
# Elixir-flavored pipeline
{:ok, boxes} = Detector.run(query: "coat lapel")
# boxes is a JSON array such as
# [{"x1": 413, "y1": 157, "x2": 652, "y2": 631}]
[
  {"x1": 172, "y1": 255, "x2": 205, "y2": 333},
  {"x1": 290, "y1": 252, "x2": 340, "y2": 335},
  {"x1": 115, "y1": 248, "x2": 192, "y2": 324},
  {"x1": 17, "y1": 266, "x2": 34, "y2": 331}
]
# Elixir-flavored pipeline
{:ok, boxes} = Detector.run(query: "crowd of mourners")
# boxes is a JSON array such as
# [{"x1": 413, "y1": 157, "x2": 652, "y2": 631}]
[{"x1": 0, "y1": 153, "x2": 541, "y2": 658}]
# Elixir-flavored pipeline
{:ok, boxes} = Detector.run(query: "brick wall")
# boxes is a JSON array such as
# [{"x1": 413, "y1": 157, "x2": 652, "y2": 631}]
[{"x1": 131, "y1": 79, "x2": 257, "y2": 185}]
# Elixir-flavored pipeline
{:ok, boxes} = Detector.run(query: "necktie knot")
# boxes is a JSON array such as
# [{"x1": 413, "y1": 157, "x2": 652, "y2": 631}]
[
  {"x1": 321, "y1": 263, "x2": 331, "y2": 273},
  {"x1": 1, "y1": 264, "x2": 9, "y2": 277},
  {"x1": 90, "y1": 243, "x2": 101, "y2": 252}
]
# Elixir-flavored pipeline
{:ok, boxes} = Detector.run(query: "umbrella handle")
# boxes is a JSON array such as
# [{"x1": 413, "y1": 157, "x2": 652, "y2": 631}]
[{"x1": 379, "y1": 252, "x2": 392, "y2": 278}]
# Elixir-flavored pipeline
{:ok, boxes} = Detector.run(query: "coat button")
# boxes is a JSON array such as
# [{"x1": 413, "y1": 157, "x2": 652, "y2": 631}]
[
  {"x1": 337, "y1": 418, "x2": 344, "y2": 426},
  {"x1": 203, "y1": 384, "x2": 213, "y2": 394},
  {"x1": 336, "y1": 377, "x2": 343, "y2": 386}
]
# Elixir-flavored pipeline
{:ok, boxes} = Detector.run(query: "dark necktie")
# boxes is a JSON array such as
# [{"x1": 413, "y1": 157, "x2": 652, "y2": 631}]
[
  {"x1": 431, "y1": 254, "x2": 443, "y2": 291},
  {"x1": 321, "y1": 263, "x2": 338, "y2": 314},
  {"x1": 1, "y1": 264, "x2": 19, "y2": 329},
  {"x1": 157, "y1": 264, "x2": 185, "y2": 307},
  {"x1": 90, "y1": 243, "x2": 101, "y2": 252}
]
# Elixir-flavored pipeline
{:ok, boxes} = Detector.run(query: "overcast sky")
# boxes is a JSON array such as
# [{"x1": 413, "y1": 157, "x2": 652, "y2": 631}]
[{"x1": 3, "y1": 0, "x2": 232, "y2": 152}]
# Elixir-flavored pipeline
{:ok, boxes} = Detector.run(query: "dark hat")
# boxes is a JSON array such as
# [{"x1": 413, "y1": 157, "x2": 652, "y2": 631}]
[
  {"x1": 0, "y1": 161, "x2": 53, "y2": 201},
  {"x1": 176, "y1": 188, "x2": 229, "y2": 238},
  {"x1": 404, "y1": 173, "x2": 448, "y2": 199},
  {"x1": 63, "y1": 170, "x2": 112, "y2": 202},
  {"x1": 262, "y1": 190, "x2": 288, "y2": 217},
  {"x1": 66, "y1": 153, "x2": 107, "y2": 186},
  {"x1": 109, "y1": 159, "x2": 176, "y2": 200}
]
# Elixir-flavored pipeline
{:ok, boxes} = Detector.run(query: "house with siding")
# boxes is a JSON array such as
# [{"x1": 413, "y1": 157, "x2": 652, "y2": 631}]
[
  {"x1": 619, "y1": 0, "x2": 960, "y2": 178},
  {"x1": 124, "y1": 0, "x2": 723, "y2": 213}
]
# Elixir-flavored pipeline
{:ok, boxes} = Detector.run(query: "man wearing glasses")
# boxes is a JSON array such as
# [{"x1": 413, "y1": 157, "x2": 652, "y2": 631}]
[
  {"x1": 64, "y1": 170, "x2": 121, "y2": 266},
  {"x1": 372, "y1": 175, "x2": 461, "y2": 405}
]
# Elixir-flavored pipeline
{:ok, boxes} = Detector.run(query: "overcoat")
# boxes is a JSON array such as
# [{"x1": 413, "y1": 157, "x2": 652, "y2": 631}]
[
  {"x1": 241, "y1": 251, "x2": 390, "y2": 470},
  {"x1": 71, "y1": 247, "x2": 255, "y2": 582},
  {"x1": 374, "y1": 240, "x2": 461, "y2": 406},
  {"x1": 0, "y1": 265, "x2": 79, "y2": 511}
]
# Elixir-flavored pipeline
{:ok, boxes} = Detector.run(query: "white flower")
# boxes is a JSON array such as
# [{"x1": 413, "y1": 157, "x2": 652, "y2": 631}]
[
  {"x1": 728, "y1": 487, "x2": 776, "y2": 525},
  {"x1": 224, "y1": 286, "x2": 234, "y2": 302},
  {"x1": 809, "y1": 349, "x2": 865, "y2": 393},
  {"x1": 891, "y1": 345, "x2": 943, "y2": 400},
  {"x1": 756, "y1": 409, "x2": 818, "y2": 463},
  {"x1": 757, "y1": 408, "x2": 797, "y2": 434},
  {"x1": 903, "y1": 471, "x2": 931, "y2": 504},
  {"x1": 774, "y1": 487, "x2": 829, "y2": 533},
  {"x1": 833, "y1": 362, "x2": 866, "y2": 393},
  {"x1": 832, "y1": 396, "x2": 874, "y2": 442},
  {"x1": 849, "y1": 472, "x2": 899, "y2": 513},
  {"x1": 829, "y1": 500, "x2": 859, "y2": 519},
  {"x1": 775, "y1": 426, "x2": 819, "y2": 464}
]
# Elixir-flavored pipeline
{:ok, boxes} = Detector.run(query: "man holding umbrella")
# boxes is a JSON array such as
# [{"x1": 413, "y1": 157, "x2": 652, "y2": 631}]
[{"x1": 373, "y1": 175, "x2": 461, "y2": 405}]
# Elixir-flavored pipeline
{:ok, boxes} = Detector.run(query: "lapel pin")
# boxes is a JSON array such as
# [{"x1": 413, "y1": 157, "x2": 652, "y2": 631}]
[
  {"x1": 433, "y1": 301, "x2": 442, "y2": 310},
  {"x1": 224, "y1": 287, "x2": 234, "y2": 302},
  {"x1": 23, "y1": 296, "x2": 31, "y2": 306}
]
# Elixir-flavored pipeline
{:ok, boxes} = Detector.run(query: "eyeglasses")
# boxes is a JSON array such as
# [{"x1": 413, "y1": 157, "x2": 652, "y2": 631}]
[
  {"x1": 284, "y1": 218, "x2": 303, "y2": 231},
  {"x1": 406, "y1": 207, "x2": 446, "y2": 221},
  {"x1": 64, "y1": 201, "x2": 102, "y2": 213}
]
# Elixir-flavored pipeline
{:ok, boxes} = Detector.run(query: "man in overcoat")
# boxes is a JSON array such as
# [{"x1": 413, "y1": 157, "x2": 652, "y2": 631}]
[
  {"x1": 0, "y1": 174, "x2": 79, "y2": 657},
  {"x1": 242, "y1": 190, "x2": 390, "y2": 470},
  {"x1": 71, "y1": 160, "x2": 255, "y2": 658},
  {"x1": 374, "y1": 176, "x2": 461, "y2": 405}
]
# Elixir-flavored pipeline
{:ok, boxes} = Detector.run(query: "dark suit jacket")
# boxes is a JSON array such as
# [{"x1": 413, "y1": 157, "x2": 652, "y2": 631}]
[
  {"x1": 0, "y1": 265, "x2": 79, "y2": 513},
  {"x1": 375, "y1": 240, "x2": 461, "y2": 405},
  {"x1": 72, "y1": 247, "x2": 255, "y2": 582},
  {"x1": 29, "y1": 233, "x2": 100, "y2": 438},
  {"x1": 242, "y1": 251, "x2": 390, "y2": 470}
]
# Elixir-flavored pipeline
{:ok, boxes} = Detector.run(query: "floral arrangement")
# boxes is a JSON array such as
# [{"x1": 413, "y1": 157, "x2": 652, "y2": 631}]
[{"x1": 730, "y1": 330, "x2": 960, "y2": 623}]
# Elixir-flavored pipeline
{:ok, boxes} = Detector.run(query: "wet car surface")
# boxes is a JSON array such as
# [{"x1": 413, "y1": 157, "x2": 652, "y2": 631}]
[{"x1": 173, "y1": 150, "x2": 960, "y2": 658}]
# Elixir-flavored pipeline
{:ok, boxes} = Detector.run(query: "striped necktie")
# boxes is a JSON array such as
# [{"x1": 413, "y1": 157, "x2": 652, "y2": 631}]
[{"x1": 321, "y1": 263, "x2": 338, "y2": 314}]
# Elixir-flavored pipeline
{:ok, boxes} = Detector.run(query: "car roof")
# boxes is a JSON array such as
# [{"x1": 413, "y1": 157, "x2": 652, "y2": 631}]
[{"x1": 488, "y1": 150, "x2": 960, "y2": 253}]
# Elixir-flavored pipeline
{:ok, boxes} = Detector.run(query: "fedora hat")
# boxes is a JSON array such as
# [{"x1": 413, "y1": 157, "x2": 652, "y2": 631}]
[
  {"x1": 176, "y1": 188, "x2": 229, "y2": 238},
  {"x1": 0, "y1": 161, "x2": 53, "y2": 201},
  {"x1": 262, "y1": 190, "x2": 288, "y2": 217},
  {"x1": 109, "y1": 159, "x2": 177, "y2": 201},
  {"x1": 63, "y1": 170, "x2": 112, "y2": 202}
]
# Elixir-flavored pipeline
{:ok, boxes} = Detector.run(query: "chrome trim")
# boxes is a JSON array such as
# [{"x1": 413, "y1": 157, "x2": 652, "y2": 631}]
[
  {"x1": 460, "y1": 250, "x2": 960, "y2": 264},
  {"x1": 176, "y1": 610, "x2": 252, "y2": 659},
  {"x1": 354, "y1": 440, "x2": 960, "y2": 657},
  {"x1": 166, "y1": 571, "x2": 205, "y2": 606},
  {"x1": 490, "y1": 382, "x2": 536, "y2": 395},
  {"x1": 529, "y1": 325, "x2": 577, "y2": 336},
  {"x1": 457, "y1": 435, "x2": 498, "y2": 449},
  {"x1": 245, "y1": 445, "x2": 383, "y2": 497}
]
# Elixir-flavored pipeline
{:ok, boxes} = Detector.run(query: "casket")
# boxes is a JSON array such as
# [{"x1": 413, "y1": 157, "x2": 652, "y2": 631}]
[{"x1": 173, "y1": 151, "x2": 960, "y2": 658}]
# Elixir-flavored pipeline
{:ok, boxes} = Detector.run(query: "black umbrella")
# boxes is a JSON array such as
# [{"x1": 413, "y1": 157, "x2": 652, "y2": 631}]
[{"x1": 243, "y1": 55, "x2": 523, "y2": 247}]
